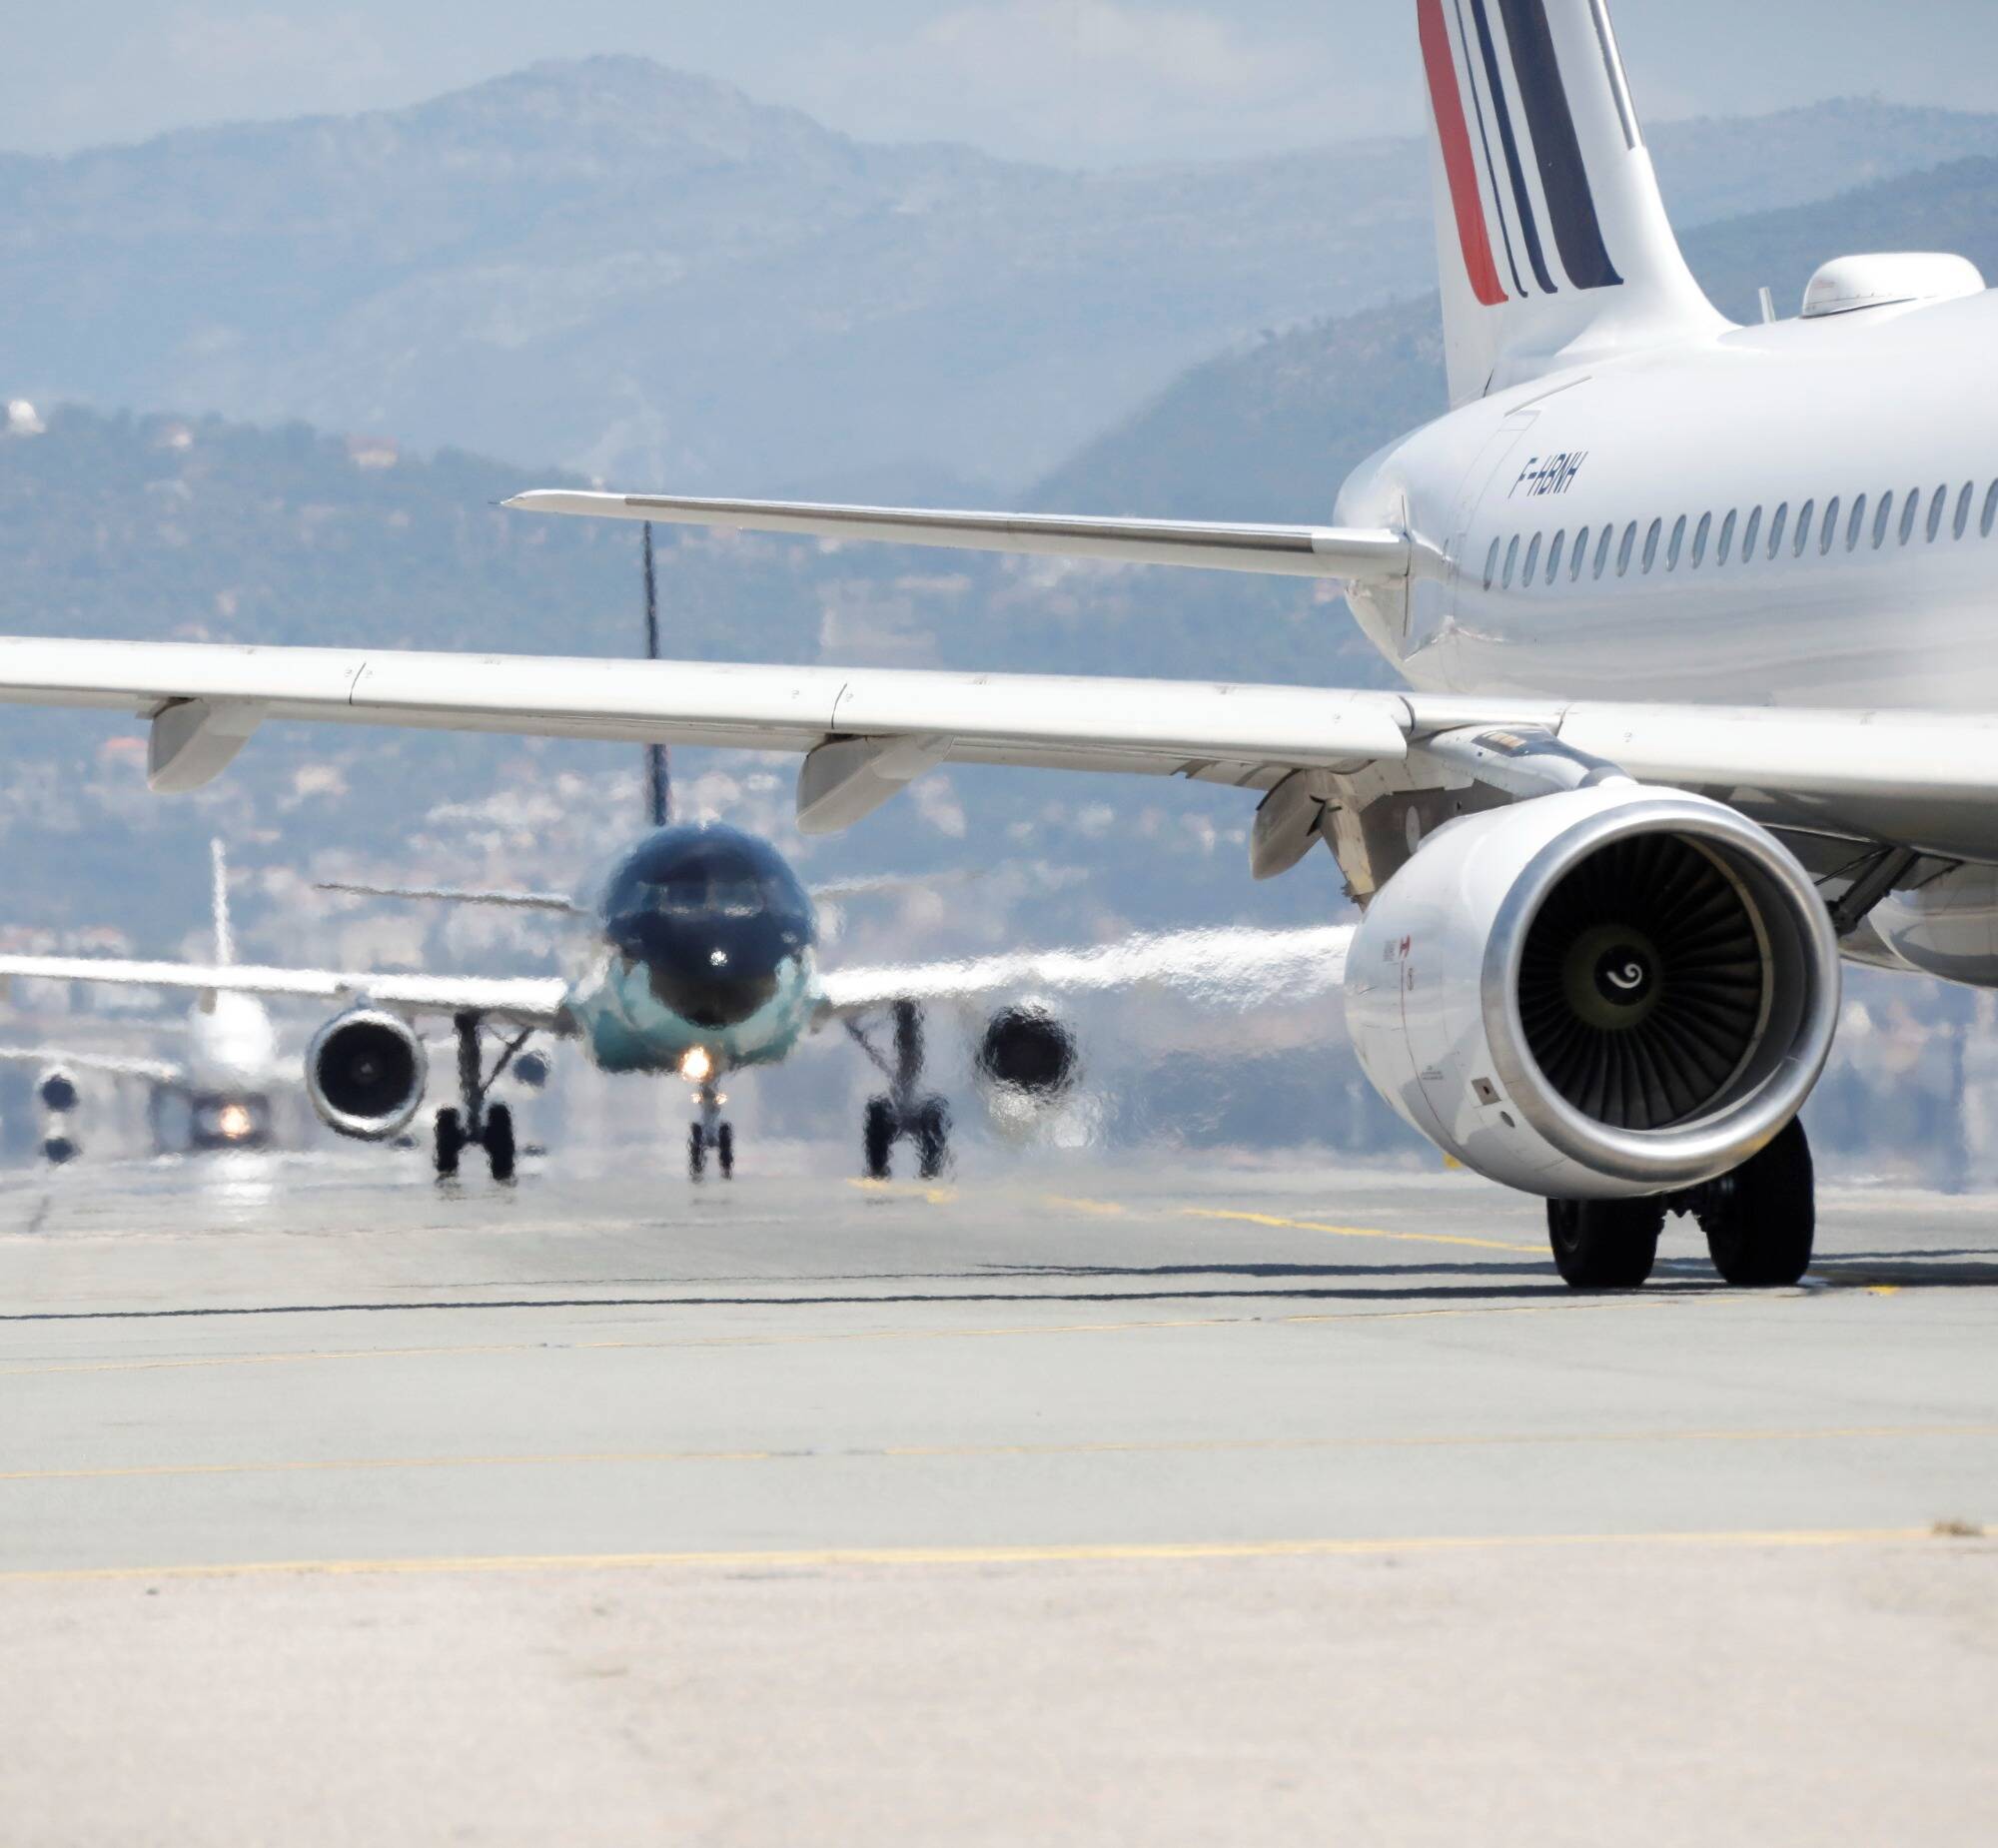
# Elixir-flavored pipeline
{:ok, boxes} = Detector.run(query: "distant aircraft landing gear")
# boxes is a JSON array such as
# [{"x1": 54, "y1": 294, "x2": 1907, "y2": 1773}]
[
  {"x1": 688, "y1": 1081, "x2": 734, "y2": 1181},
  {"x1": 434, "y1": 1011, "x2": 529, "y2": 1184},
  {"x1": 1546, "y1": 1120, "x2": 1817, "y2": 1291},
  {"x1": 848, "y1": 1001, "x2": 951, "y2": 1181}
]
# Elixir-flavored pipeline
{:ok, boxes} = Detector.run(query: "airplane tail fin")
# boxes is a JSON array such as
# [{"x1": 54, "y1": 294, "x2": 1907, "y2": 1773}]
[
  {"x1": 1418, "y1": 0, "x2": 1726, "y2": 404},
  {"x1": 210, "y1": 838, "x2": 235, "y2": 967}
]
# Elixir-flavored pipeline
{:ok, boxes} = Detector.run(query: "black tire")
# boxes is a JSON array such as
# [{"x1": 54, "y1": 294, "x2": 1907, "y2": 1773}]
[
  {"x1": 863, "y1": 1098, "x2": 895, "y2": 1180},
  {"x1": 1547, "y1": 1196, "x2": 1664, "y2": 1289},
  {"x1": 688, "y1": 1123, "x2": 706, "y2": 1181},
  {"x1": 716, "y1": 1123, "x2": 734, "y2": 1180},
  {"x1": 485, "y1": 1104, "x2": 516, "y2": 1184},
  {"x1": 915, "y1": 1099, "x2": 950, "y2": 1180},
  {"x1": 1698, "y1": 1119, "x2": 1815, "y2": 1287},
  {"x1": 42, "y1": 1137, "x2": 78, "y2": 1167},
  {"x1": 434, "y1": 1107, "x2": 464, "y2": 1178}
]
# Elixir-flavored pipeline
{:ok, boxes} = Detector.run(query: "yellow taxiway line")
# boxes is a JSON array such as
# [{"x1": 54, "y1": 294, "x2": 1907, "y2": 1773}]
[
  {"x1": 0, "y1": 1525, "x2": 1975, "y2": 1586},
  {"x1": 1177, "y1": 1206, "x2": 1543, "y2": 1255}
]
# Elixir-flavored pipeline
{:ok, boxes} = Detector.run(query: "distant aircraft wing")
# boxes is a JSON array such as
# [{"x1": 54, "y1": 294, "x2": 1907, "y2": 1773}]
[
  {"x1": 808, "y1": 869, "x2": 983, "y2": 903},
  {"x1": 817, "y1": 924, "x2": 1354, "y2": 1018},
  {"x1": 0, "y1": 1044, "x2": 183, "y2": 1085},
  {"x1": 4, "y1": 635, "x2": 1998, "y2": 859},
  {"x1": 315, "y1": 881, "x2": 584, "y2": 915},
  {"x1": 504, "y1": 490, "x2": 1422, "y2": 583},
  {"x1": 0, "y1": 955, "x2": 568, "y2": 1030}
]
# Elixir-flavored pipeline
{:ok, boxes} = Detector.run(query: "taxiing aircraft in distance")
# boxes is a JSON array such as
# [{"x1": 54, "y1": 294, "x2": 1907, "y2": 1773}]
[
  {"x1": 0, "y1": 841, "x2": 283, "y2": 1159},
  {"x1": 0, "y1": 530, "x2": 1346, "y2": 1182},
  {"x1": 0, "y1": 0, "x2": 1993, "y2": 1285}
]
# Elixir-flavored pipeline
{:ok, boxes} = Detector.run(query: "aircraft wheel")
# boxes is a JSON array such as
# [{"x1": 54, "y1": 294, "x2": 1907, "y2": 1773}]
[
  {"x1": 1547, "y1": 1196, "x2": 1663, "y2": 1290},
  {"x1": 863, "y1": 1098, "x2": 894, "y2": 1180},
  {"x1": 716, "y1": 1123, "x2": 734, "y2": 1180},
  {"x1": 42, "y1": 1136, "x2": 79, "y2": 1167},
  {"x1": 485, "y1": 1104, "x2": 516, "y2": 1184},
  {"x1": 915, "y1": 1100, "x2": 950, "y2": 1181},
  {"x1": 434, "y1": 1108, "x2": 464, "y2": 1178},
  {"x1": 688, "y1": 1123, "x2": 707, "y2": 1181},
  {"x1": 1698, "y1": 1119, "x2": 1815, "y2": 1287}
]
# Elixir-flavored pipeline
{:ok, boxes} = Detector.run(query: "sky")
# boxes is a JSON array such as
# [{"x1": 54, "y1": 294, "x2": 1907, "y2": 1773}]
[{"x1": 9, "y1": 1, "x2": 1998, "y2": 167}]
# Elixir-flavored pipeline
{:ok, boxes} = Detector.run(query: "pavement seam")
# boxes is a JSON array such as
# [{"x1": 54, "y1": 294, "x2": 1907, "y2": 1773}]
[
  {"x1": 5, "y1": 1423, "x2": 1994, "y2": 1484},
  {"x1": 0, "y1": 1292, "x2": 1709, "y2": 1378}
]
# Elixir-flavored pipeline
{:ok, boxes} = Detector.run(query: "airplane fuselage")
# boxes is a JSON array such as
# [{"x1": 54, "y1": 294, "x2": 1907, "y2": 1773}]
[
  {"x1": 1337, "y1": 286, "x2": 1998, "y2": 982},
  {"x1": 558, "y1": 821, "x2": 821, "y2": 1078},
  {"x1": 1340, "y1": 289, "x2": 1998, "y2": 714}
]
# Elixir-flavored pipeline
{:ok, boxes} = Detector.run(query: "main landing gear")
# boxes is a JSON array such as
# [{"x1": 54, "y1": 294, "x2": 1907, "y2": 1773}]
[
  {"x1": 688, "y1": 1080, "x2": 734, "y2": 1182},
  {"x1": 1546, "y1": 1119, "x2": 1815, "y2": 1290},
  {"x1": 435, "y1": 1011, "x2": 531, "y2": 1184},
  {"x1": 848, "y1": 1000, "x2": 951, "y2": 1181}
]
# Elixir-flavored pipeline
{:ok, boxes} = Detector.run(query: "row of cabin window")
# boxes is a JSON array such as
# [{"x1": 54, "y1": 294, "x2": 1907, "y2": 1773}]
[{"x1": 1483, "y1": 478, "x2": 1998, "y2": 592}]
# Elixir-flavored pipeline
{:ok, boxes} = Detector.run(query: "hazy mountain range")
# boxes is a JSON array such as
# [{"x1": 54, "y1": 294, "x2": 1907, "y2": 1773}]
[
  {"x1": 4, "y1": 63, "x2": 1998, "y2": 498},
  {"x1": 1040, "y1": 154, "x2": 1998, "y2": 521}
]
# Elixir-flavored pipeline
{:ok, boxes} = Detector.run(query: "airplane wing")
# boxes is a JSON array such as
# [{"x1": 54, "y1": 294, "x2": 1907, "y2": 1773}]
[
  {"x1": 0, "y1": 1044, "x2": 183, "y2": 1085},
  {"x1": 315, "y1": 881, "x2": 584, "y2": 914},
  {"x1": 2, "y1": 635, "x2": 1998, "y2": 860},
  {"x1": 0, "y1": 954, "x2": 568, "y2": 1031},
  {"x1": 503, "y1": 490, "x2": 1425, "y2": 583},
  {"x1": 808, "y1": 869, "x2": 983, "y2": 903},
  {"x1": 817, "y1": 924, "x2": 1354, "y2": 1018}
]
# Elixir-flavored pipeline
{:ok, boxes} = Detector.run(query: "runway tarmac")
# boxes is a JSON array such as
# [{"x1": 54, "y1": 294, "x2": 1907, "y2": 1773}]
[{"x1": 1, "y1": 1148, "x2": 1992, "y2": 1844}]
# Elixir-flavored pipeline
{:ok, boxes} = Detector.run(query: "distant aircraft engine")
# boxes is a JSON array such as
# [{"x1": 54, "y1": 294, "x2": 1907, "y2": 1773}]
[
  {"x1": 37, "y1": 1069, "x2": 79, "y2": 1114},
  {"x1": 512, "y1": 1050, "x2": 551, "y2": 1091},
  {"x1": 306, "y1": 1009, "x2": 428, "y2": 1141},
  {"x1": 976, "y1": 1003, "x2": 1079, "y2": 1100},
  {"x1": 1346, "y1": 787, "x2": 1839, "y2": 1200}
]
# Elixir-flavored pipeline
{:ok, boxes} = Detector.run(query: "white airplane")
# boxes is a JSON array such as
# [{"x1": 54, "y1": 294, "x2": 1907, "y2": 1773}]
[
  {"x1": 0, "y1": 0, "x2": 1988, "y2": 1282},
  {"x1": 0, "y1": 842, "x2": 283, "y2": 1158}
]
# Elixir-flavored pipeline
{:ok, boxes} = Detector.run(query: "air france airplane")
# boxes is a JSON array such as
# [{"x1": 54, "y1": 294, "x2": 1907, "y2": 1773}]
[{"x1": 0, "y1": 0, "x2": 1991, "y2": 1283}]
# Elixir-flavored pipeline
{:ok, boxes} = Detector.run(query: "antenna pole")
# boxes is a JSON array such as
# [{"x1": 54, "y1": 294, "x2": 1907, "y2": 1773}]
[{"x1": 642, "y1": 521, "x2": 671, "y2": 828}]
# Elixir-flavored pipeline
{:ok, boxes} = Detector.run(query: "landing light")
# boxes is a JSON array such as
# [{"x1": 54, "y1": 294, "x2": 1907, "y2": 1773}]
[
  {"x1": 217, "y1": 1103, "x2": 255, "y2": 1142},
  {"x1": 679, "y1": 1047, "x2": 714, "y2": 1084}
]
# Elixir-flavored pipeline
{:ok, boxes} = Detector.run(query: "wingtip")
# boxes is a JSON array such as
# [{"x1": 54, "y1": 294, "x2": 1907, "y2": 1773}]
[{"x1": 503, "y1": 488, "x2": 628, "y2": 517}]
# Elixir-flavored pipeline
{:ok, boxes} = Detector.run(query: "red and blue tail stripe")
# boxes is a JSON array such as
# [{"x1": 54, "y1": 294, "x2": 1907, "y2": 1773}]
[{"x1": 1420, "y1": 0, "x2": 1623, "y2": 306}]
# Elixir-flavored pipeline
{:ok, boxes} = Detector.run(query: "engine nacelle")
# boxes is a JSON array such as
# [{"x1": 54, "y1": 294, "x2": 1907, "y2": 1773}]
[
  {"x1": 306, "y1": 1009, "x2": 428, "y2": 1141},
  {"x1": 37, "y1": 1068, "x2": 79, "y2": 1114},
  {"x1": 1346, "y1": 787, "x2": 1839, "y2": 1199},
  {"x1": 976, "y1": 1003, "x2": 1079, "y2": 1099},
  {"x1": 1855, "y1": 864, "x2": 1998, "y2": 986}
]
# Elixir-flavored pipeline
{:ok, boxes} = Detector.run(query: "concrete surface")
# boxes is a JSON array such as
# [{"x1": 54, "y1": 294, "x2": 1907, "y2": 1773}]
[{"x1": 0, "y1": 1149, "x2": 1992, "y2": 1844}]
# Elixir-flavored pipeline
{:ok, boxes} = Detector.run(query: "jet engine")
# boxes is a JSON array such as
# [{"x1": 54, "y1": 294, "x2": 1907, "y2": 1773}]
[
  {"x1": 1346, "y1": 787, "x2": 1839, "y2": 1199},
  {"x1": 306, "y1": 1009, "x2": 428, "y2": 1141},
  {"x1": 35, "y1": 1067, "x2": 80, "y2": 1163},
  {"x1": 976, "y1": 1003, "x2": 1080, "y2": 1100}
]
